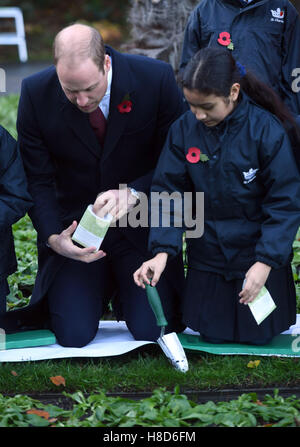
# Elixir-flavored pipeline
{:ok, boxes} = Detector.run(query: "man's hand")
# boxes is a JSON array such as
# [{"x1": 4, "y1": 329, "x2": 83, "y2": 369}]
[
  {"x1": 47, "y1": 221, "x2": 106, "y2": 263},
  {"x1": 133, "y1": 253, "x2": 169, "y2": 288},
  {"x1": 92, "y1": 188, "x2": 138, "y2": 221},
  {"x1": 239, "y1": 261, "x2": 271, "y2": 304}
]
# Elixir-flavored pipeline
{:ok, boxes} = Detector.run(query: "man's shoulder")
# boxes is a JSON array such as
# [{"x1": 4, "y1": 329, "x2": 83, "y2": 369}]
[
  {"x1": 109, "y1": 46, "x2": 173, "y2": 76},
  {"x1": 21, "y1": 65, "x2": 58, "y2": 90}
]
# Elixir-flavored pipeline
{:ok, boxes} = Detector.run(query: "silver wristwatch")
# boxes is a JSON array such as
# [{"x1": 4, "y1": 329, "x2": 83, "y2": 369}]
[{"x1": 129, "y1": 187, "x2": 140, "y2": 205}]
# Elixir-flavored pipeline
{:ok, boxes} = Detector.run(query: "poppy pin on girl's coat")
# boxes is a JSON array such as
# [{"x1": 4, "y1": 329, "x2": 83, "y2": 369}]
[
  {"x1": 186, "y1": 147, "x2": 209, "y2": 163},
  {"x1": 218, "y1": 31, "x2": 234, "y2": 50},
  {"x1": 117, "y1": 93, "x2": 133, "y2": 113}
]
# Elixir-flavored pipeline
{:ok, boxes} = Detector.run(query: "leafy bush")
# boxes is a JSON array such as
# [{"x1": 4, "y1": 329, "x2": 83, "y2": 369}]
[{"x1": 1, "y1": 388, "x2": 300, "y2": 427}]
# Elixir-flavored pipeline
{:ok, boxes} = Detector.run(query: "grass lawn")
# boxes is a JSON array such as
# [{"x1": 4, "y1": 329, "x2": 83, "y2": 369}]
[{"x1": 1, "y1": 348, "x2": 300, "y2": 395}]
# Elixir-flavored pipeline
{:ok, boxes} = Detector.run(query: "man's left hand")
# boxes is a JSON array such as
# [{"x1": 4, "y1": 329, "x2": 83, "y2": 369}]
[{"x1": 92, "y1": 188, "x2": 138, "y2": 221}]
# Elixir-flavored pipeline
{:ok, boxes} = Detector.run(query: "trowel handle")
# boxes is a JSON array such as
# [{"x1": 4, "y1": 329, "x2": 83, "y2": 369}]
[{"x1": 145, "y1": 284, "x2": 168, "y2": 327}]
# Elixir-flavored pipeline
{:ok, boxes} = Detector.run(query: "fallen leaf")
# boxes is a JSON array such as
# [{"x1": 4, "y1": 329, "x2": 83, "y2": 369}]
[
  {"x1": 27, "y1": 409, "x2": 50, "y2": 420},
  {"x1": 50, "y1": 375, "x2": 66, "y2": 386},
  {"x1": 247, "y1": 360, "x2": 261, "y2": 368},
  {"x1": 10, "y1": 370, "x2": 18, "y2": 376},
  {"x1": 255, "y1": 400, "x2": 264, "y2": 406}
]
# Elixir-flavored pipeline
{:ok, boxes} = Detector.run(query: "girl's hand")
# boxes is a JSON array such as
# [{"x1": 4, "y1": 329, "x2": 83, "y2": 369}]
[
  {"x1": 239, "y1": 261, "x2": 271, "y2": 304},
  {"x1": 133, "y1": 253, "x2": 168, "y2": 288}
]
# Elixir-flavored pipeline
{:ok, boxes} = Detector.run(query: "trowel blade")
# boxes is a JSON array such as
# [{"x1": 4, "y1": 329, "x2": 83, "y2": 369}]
[{"x1": 157, "y1": 332, "x2": 189, "y2": 373}]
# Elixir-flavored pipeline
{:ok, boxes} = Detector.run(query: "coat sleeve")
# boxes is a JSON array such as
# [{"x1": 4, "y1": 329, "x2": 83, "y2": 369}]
[
  {"x1": 17, "y1": 80, "x2": 64, "y2": 243},
  {"x1": 281, "y1": 3, "x2": 300, "y2": 115},
  {"x1": 129, "y1": 63, "x2": 185, "y2": 194},
  {"x1": 148, "y1": 119, "x2": 192, "y2": 257},
  {"x1": 255, "y1": 119, "x2": 300, "y2": 268},
  {"x1": 179, "y1": 7, "x2": 202, "y2": 73},
  {"x1": 0, "y1": 127, "x2": 32, "y2": 228}
]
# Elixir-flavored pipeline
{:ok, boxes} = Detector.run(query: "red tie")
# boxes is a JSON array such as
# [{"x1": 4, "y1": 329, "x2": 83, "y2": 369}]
[{"x1": 89, "y1": 107, "x2": 107, "y2": 147}]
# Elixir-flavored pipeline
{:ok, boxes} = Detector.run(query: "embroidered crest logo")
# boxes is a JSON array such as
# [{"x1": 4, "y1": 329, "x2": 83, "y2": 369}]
[
  {"x1": 270, "y1": 8, "x2": 285, "y2": 23},
  {"x1": 243, "y1": 168, "x2": 258, "y2": 184}
]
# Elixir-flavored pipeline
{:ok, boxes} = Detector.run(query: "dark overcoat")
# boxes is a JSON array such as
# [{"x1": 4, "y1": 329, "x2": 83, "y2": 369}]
[{"x1": 1, "y1": 46, "x2": 185, "y2": 330}]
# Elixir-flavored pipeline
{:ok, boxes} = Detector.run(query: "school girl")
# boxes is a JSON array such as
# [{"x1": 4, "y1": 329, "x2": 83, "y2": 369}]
[{"x1": 134, "y1": 47, "x2": 300, "y2": 345}]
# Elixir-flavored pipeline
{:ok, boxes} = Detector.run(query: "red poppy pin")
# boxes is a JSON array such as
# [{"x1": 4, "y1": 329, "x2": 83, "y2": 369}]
[
  {"x1": 117, "y1": 93, "x2": 133, "y2": 113},
  {"x1": 186, "y1": 147, "x2": 209, "y2": 164},
  {"x1": 217, "y1": 31, "x2": 234, "y2": 50}
]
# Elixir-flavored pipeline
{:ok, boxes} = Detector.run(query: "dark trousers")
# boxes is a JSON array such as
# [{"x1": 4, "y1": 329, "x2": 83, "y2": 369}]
[{"x1": 47, "y1": 230, "x2": 184, "y2": 347}]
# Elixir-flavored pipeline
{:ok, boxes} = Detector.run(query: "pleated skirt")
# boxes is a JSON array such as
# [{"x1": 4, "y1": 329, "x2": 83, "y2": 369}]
[{"x1": 182, "y1": 265, "x2": 297, "y2": 344}]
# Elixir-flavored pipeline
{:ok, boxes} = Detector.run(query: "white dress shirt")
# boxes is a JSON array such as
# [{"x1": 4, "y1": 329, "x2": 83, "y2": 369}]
[{"x1": 99, "y1": 57, "x2": 112, "y2": 119}]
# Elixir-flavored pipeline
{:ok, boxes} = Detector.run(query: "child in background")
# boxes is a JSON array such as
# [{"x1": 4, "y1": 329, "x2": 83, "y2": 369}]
[
  {"x1": 179, "y1": 0, "x2": 300, "y2": 117},
  {"x1": 134, "y1": 47, "x2": 300, "y2": 345},
  {"x1": 0, "y1": 125, "x2": 32, "y2": 313}
]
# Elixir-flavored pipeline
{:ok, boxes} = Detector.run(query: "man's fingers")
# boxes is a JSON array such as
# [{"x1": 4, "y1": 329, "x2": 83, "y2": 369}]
[{"x1": 63, "y1": 220, "x2": 77, "y2": 236}]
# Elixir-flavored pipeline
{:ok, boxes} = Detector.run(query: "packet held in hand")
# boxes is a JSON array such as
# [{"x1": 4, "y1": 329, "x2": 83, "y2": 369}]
[
  {"x1": 248, "y1": 286, "x2": 277, "y2": 325},
  {"x1": 72, "y1": 205, "x2": 113, "y2": 251}
]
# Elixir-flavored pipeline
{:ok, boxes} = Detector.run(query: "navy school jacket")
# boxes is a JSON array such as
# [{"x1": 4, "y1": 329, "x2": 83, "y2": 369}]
[
  {"x1": 149, "y1": 93, "x2": 300, "y2": 280},
  {"x1": 0, "y1": 126, "x2": 32, "y2": 281},
  {"x1": 180, "y1": 0, "x2": 300, "y2": 115}
]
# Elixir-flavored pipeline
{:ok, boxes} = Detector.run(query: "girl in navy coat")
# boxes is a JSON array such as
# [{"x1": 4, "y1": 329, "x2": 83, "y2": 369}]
[
  {"x1": 134, "y1": 47, "x2": 300, "y2": 345},
  {"x1": 0, "y1": 125, "x2": 32, "y2": 314}
]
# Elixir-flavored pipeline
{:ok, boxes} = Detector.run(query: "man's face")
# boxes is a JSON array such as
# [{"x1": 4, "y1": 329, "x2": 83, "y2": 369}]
[{"x1": 57, "y1": 55, "x2": 111, "y2": 113}]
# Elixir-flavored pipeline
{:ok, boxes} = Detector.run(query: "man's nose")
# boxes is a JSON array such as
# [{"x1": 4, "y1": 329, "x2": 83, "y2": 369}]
[{"x1": 76, "y1": 92, "x2": 89, "y2": 107}]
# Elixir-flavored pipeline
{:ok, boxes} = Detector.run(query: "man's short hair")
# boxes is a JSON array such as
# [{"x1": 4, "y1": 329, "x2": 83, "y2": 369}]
[{"x1": 53, "y1": 25, "x2": 106, "y2": 72}]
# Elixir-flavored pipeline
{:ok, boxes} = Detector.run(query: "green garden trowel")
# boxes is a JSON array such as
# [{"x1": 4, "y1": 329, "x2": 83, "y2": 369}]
[{"x1": 145, "y1": 283, "x2": 189, "y2": 373}]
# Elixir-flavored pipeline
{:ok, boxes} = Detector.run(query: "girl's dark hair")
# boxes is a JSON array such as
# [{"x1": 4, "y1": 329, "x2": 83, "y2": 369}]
[{"x1": 179, "y1": 47, "x2": 298, "y2": 130}]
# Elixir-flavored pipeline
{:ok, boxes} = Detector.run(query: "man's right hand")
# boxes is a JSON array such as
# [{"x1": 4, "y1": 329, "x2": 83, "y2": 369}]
[{"x1": 47, "y1": 221, "x2": 106, "y2": 263}]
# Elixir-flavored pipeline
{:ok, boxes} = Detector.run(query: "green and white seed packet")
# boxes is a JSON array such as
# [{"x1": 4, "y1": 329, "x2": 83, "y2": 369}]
[
  {"x1": 72, "y1": 205, "x2": 113, "y2": 251},
  {"x1": 248, "y1": 286, "x2": 277, "y2": 325}
]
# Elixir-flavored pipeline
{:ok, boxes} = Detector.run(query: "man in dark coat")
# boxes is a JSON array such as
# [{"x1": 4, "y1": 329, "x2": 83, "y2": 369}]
[
  {"x1": 1, "y1": 24, "x2": 185, "y2": 346},
  {"x1": 0, "y1": 126, "x2": 32, "y2": 314}
]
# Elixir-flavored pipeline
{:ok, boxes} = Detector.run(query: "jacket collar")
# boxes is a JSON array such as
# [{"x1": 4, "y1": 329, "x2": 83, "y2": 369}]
[
  {"x1": 221, "y1": 0, "x2": 269, "y2": 9},
  {"x1": 205, "y1": 91, "x2": 250, "y2": 138},
  {"x1": 58, "y1": 46, "x2": 134, "y2": 162}
]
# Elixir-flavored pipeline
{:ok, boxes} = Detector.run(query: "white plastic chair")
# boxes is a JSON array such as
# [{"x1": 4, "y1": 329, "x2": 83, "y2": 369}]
[{"x1": 0, "y1": 7, "x2": 28, "y2": 62}]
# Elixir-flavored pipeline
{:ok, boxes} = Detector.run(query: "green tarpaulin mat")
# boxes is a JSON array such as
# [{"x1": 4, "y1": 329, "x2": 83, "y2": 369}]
[
  {"x1": 4, "y1": 330, "x2": 56, "y2": 350},
  {"x1": 178, "y1": 333, "x2": 300, "y2": 357}
]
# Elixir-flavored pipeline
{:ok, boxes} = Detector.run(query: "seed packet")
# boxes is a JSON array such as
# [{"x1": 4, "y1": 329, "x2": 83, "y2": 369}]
[{"x1": 72, "y1": 205, "x2": 112, "y2": 251}]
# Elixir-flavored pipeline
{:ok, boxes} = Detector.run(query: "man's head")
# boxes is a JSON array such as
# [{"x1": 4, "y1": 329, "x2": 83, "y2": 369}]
[{"x1": 53, "y1": 24, "x2": 111, "y2": 113}]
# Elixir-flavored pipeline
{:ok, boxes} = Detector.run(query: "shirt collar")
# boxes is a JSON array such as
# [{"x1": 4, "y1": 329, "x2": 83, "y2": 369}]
[{"x1": 99, "y1": 56, "x2": 112, "y2": 118}]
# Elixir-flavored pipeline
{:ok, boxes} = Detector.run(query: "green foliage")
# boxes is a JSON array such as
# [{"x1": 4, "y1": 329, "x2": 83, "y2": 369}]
[
  {"x1": 7, "y1": 215, "x2": 37, "y2": 309},
  {"x1": 0, "y1": 94, "x2": 18, "y2": 139},
  {"x1": 292, "y1": 227, "x2": 300, "y2": 303},
  {"x1": 0, "y1": 388, "x2": 300, "y2": 427}
]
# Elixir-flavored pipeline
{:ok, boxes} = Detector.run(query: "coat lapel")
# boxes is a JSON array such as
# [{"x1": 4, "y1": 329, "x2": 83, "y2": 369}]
[
  {"x1": 102, "y1": 47, "x2": 134, "y2": 163},
  {"x1": 59, "y1": 89, "x2": 102, "y2": 159},
  {"x1": 58, "y1": 47, "x2": 134, "y2": 162}
]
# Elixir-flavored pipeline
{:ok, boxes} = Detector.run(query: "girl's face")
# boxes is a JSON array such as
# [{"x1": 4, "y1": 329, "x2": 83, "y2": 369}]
[{"x1": 183, "y1": 84, "x2": 240, "y2": 127}]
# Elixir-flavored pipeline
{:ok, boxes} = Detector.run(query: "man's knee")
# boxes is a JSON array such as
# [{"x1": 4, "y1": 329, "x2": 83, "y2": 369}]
[{"x1": 52, "y1": 322, "x2": 98, "y2": 348}]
